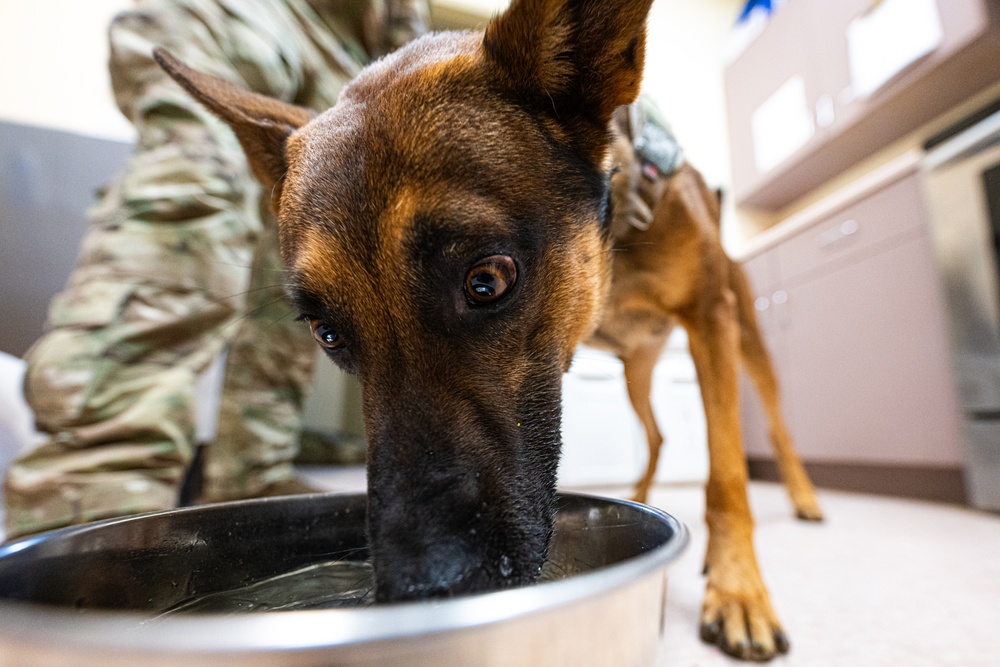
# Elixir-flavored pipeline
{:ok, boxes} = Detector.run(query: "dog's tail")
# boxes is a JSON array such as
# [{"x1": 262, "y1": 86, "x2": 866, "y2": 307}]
[
  {"x1": 727, "y1": 253, "x2": 825, "y2": 521},
  {"x1": 728, "y1": 256, "x2": 766, "y2": 367}
]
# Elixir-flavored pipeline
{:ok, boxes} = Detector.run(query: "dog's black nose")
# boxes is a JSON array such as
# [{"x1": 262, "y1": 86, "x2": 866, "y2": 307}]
[
  {"x1": 373, "y1": 536, "x2": 494, "y2": 602},
  {"x1": 361, "y1": 377, "x2": 559, "y2": 604}
]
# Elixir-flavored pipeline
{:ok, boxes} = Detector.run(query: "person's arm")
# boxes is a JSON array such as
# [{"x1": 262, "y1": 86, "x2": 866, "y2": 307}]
[
  {"x1": 362, "y1": 0, "x2": 431, "y2": 58},
  {"x1": 99, "y1": 3, "x2": 304, "y2": 247}
]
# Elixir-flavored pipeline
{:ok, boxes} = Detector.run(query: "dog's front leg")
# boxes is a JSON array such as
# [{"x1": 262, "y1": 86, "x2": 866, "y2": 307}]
[{"x1": 683, "y1": 288, "x2": 789, "y2": 662}]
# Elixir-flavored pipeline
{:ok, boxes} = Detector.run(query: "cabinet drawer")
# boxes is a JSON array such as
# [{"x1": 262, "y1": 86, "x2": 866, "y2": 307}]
[
  {"x1": 725, "y1": 0, "x2": 1000, "y2": 210},
  {"x1": 777, "y1": 172, "x2": 927, "y2": 285},
  {"x1": 776, "y1": 233, "x2": 963, "y2": 465}
]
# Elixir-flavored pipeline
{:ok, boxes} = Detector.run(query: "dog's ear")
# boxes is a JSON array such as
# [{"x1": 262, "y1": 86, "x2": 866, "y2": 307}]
[
  {"x1": 153, "y1": 48, "x2": 314, "y2": 196},
  {"x1": 484, "y1": 0, "x2": 653, "y2": 132}
]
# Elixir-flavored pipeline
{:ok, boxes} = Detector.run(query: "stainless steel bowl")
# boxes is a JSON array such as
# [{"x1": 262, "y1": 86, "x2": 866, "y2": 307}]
[{"x1": 0, "y1": 492, "x2": 686, "y2": 666}]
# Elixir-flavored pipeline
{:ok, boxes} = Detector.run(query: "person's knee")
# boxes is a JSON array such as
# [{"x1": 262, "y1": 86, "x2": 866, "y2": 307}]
[{"x1": 22, "y1": 329, "x2": 109, "y2": 432}]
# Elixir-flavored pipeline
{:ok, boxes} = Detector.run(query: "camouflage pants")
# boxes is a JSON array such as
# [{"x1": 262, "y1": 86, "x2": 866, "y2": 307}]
[
  {"x1": 0, "y1": 0, "x2": 395, "y2": 540},
  {"x1": 3, "y1": 191, "x2": 317, "y2": 539}
]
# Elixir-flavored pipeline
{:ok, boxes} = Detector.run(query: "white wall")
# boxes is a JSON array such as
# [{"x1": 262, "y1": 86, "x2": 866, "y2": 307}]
[
  {"x1": 438, "y1": 0, "x2": 745, "y2": 247},
  {"x1": 643, "y1": 0, "x2": 740, "y2": 199},
  {"x1": 643, "y1": 0, "x2": 743, "y2": 250},
  {"x1": 0, "y1": 0, "x2": 134, "y2": 141},
  {"x1": 443, "y1": 0, "x2": 746, "y2": 196},
  {"x1": 0, "y1": 0, "x2": 741, "y2": 184},
  {"x1": 438, "y1": 1, "x2": 742, "y2": 176}
]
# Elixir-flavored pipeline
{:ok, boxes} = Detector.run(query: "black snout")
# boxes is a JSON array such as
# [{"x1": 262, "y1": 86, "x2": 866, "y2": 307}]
[
  {"x1": 367, "y1": 461, "x2": 554, "y2": 602},
  {"x1": 372, "y1": 534, "x2": 498, "y2": 602},
  {"x1": 363, "y1": 381, "x2": 562, "y2": 603}
]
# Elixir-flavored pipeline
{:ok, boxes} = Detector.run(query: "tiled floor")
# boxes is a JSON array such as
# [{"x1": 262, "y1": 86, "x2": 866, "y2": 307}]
[{"x1": 301, "y1": 466, "x2": 1000, "y2": 667}]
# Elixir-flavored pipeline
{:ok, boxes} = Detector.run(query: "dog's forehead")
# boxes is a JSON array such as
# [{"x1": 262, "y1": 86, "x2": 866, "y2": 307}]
[
  {"x1": 279, "y1": 33, "x2": 552, "y2": 260},
  {"x1": 305, "y1": 32, "x2": 530, "y2": 171},
  {"x1": 276, "y1": 37, "x2": 505, "y2": 314},
  {"x1": 284, "y1": 31, "x2": 525, "y2": 214},
  {"x1": 276, "y1": 30, "x2": 604, "y2": 333},
  {"x1": 347, "y1": 30, "x2": 482, "y2": 94}
]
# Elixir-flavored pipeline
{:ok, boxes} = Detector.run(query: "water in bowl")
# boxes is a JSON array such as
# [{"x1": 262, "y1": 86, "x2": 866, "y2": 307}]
[{"x1": 157, "y1": 557, "x2": 577, "y2": 617}]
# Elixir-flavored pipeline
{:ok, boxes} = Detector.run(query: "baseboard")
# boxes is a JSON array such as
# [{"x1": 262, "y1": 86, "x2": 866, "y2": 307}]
[{"x1": 746, "y1": 457, "x2": 968, "y2": 506}]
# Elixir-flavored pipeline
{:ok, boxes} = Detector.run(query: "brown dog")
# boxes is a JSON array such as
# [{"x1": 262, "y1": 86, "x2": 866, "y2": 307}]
[
  {"x1": 589, "y1": 111, "x2": 825, "y2": 659},
  {"x1": 155, "y1": 0, "x2": 816, "y2": 660},
  {"x1": 598, "y1": 106, "x2": 824, "y2": 523}
]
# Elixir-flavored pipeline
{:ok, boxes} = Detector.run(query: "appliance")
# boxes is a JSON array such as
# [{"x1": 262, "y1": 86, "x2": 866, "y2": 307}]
[{"x1": 922, "y1": 101, "x2": 1000, "y2": 510}]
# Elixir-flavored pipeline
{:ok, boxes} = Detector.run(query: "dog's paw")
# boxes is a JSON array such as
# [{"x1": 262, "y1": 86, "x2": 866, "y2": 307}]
[
  {"x1": 795, "y1": 504, "x2": 824, "y2": 522},
  {"x1": 792, "y1": 494, "x2": 824, "y2": 523},
  {"x1": 783, "y1": 473, "x2": 824, "y2": 522},
  {"x1": 699, "y1": 582, "x2": 789, "y2": 662},
  {"x1": 630, "y1": 487, "x2": 651, "y2": 505}
]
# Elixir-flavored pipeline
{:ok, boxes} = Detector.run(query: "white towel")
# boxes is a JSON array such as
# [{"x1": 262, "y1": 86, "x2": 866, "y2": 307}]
[{"x1": 0, "y1": 352, "x2": 42, "y2": 471}]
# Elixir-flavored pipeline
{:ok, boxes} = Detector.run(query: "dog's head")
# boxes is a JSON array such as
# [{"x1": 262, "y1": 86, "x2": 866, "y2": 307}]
[{"x1": 156, "y1": 0, "x2": 653, "y2": 601}]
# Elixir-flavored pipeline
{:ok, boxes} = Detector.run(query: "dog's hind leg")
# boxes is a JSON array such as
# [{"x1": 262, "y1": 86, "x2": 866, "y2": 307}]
[
  {"x1": 684, "y1": 287, "x2": 789, "y2": 661},
  {"x1": 621, "y1": 331, "x2": 672, "y2": 504},
  {"x1": 729, "y1": 259, "x2": 823, "y2": 522}
]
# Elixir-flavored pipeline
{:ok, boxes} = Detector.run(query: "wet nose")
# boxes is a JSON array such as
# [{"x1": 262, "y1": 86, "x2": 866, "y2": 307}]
[{"x1": 374, "y1": 536, "x2": 489, "y2": 602}]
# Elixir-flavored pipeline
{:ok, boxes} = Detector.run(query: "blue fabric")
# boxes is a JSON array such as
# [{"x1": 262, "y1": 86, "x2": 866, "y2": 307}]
[{"x1": 737, "y1": 0, "x2": 777, "y2": 23}]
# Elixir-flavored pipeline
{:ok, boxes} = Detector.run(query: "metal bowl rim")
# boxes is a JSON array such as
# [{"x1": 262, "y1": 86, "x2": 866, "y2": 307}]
[{"x1": 0, "y1": 491, "x2": 688, "y2": 653}]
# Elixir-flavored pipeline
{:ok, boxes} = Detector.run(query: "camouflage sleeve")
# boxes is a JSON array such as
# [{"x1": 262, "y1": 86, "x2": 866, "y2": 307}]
[
  {"x1": 362, "y1": 0, "x2": 431, "y2": 57},
  {"x1": 102, "y1": 1, "x2": 304, "y2": 242},
  {"x1": 385, "y1": 0, "x2": 431, "y2": 50}
]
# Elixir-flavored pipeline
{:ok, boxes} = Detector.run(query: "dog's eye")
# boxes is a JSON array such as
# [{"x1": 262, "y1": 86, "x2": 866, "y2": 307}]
[
  {"x1": 465, "y1": 255, "x2": 517, "y2": 304},
  {"x1": 309, "y1": 319, "x2": 345, "y2": 350}
]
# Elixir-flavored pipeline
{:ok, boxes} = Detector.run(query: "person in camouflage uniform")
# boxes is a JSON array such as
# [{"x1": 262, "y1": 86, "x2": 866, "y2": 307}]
[{"x1": 3, "y1": 0, "x2": 429, "y2": 540}]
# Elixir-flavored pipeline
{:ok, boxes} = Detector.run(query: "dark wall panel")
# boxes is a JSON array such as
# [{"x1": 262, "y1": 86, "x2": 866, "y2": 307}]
[{"x1": 0, "y1": 122, "x2": 132, "y2": 357}]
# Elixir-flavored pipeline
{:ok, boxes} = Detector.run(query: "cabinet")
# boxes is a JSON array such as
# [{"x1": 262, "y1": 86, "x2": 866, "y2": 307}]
[
  {"x1": 725, "y1": 0, "x2": 1000, "y2": 211},
  {"x1": 559, "y1": 342, "x2": 708, "y2": 488},
  {"x1": 738, "y1": 164, "x2": 964, "y2": 467}
]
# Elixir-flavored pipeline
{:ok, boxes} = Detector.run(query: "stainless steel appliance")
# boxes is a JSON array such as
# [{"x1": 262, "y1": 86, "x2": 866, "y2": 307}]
[{"x1": 922, "y1": 102, "x2": 1000, "y2": 510}]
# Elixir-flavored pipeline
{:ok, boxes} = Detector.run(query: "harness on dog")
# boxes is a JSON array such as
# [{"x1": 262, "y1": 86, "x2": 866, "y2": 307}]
[
  {"x1": 611, "y1": 96, "x2": 685, "y2": 234},
  {"x1": 626, "y1": 96, "x2": 684, "y2": 179}
]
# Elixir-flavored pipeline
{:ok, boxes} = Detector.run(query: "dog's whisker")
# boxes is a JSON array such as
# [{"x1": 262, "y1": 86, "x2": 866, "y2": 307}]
[
  {"x1": 209, "y1": 283, "x2": 288, "y2": 304},
  {"x1": 254, "y1": 307, "x2": 299, "y2": 333},
  {"x1": 308, "y1": 546, "x2": 369, "y2": 560},
  {"x1": 208, "y1": 261, "x2": 290, "y2": 273},
  {"x1": 212, "y1": 296, "x2": 298, "y2": 336},
  {"x1": 272, "y1": 171, "x2": 287, "y2": 201}
]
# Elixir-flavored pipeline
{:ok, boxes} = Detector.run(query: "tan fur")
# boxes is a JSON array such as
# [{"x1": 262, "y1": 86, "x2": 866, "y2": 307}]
[{"x1": 589, "y1": 138, "x2": 823, "y2": 658}]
